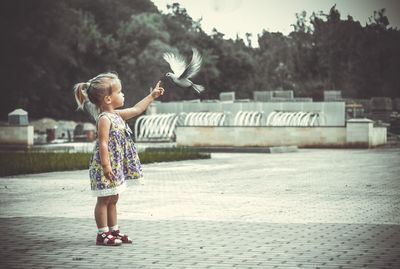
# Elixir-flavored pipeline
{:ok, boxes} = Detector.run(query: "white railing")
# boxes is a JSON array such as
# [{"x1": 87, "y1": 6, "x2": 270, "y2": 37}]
[
  {"x1": 134, "y1": 113, "x2": 179, "y2": 141},
  {"x1": 266, "y1": 111, "x2": 324, "y2": 126},
  {"x1": 135, "y1": 111, "x2": 325, "y2": 142},
  {"x1": 183, "y1": 112, "x2": 226, "y2": 126},
  {"x1": 234, "y1": 111, "x2": 263, "y2": 126},
  {"x1": 135, "y1": 112, "x2": 226, "y2": 141}
]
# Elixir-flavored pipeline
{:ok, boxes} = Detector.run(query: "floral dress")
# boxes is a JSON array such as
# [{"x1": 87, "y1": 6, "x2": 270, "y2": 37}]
[{"x1": 89, "y1": 112, "x2": 143, "y2": 197}]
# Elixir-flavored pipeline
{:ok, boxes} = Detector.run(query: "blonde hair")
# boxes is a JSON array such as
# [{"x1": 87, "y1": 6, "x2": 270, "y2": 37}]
[{"x1": 73, "y1": 72, "x2": 120, "y2": 110}]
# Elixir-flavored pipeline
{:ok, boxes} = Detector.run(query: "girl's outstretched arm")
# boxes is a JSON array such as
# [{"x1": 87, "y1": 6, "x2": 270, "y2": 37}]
[{"x1": 117, "y1": 81, "x2": 164, "y2": 120}]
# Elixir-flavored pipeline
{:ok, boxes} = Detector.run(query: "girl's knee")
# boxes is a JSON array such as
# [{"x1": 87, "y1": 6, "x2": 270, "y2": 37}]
[
  {"x1": 97, "y1": 196, "x2": 112, "y2": 205},
  {"x1": 97, "y1": 194, "x2": 118, "y2": 205},
  {"x1": 109, "y1": 194, "x2": 119, "y2": 204}
]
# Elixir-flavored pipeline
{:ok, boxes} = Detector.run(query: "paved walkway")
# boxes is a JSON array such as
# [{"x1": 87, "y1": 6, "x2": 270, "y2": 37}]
[{"x1": 0, "y1": 148, "x2": 400, "y2": 268}]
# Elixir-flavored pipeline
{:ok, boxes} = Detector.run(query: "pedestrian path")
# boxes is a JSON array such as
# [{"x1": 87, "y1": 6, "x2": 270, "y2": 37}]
[
  {"x1": 1, "y1": 148, "x2": 400, "y2": 268},
  {"x1": 2, "y1": 217, "x2": 399, "y2": 269}
]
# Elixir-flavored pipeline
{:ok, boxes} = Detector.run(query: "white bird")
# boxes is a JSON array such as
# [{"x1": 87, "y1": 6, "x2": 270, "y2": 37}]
[{"x1": 162, "y1": 48, "x2": 205, "y2": 93}]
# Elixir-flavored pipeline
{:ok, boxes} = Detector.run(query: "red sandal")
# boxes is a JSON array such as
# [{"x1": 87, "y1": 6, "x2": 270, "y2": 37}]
[
  {"x1": 96, "y1": 231, "x2": 122, "y2": 246},
  {"x1": 111, "y1": 230, "x2": 132, "y2": 244}
]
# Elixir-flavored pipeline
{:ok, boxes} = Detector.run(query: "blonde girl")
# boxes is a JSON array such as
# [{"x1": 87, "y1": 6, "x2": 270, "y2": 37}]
[{"x1": 74, "y1": 72, "x2": 164, "y2": 246}]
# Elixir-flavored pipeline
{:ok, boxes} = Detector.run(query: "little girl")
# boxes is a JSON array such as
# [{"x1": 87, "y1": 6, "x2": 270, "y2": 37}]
[{"x1": 74, "y1": 72, "x2": 164, "y2": 246}]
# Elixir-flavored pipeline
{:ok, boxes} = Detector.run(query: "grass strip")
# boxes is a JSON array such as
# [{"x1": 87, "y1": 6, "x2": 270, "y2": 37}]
[{"x1": 0, "y1": 148, "x2": 210, "y2": 177}]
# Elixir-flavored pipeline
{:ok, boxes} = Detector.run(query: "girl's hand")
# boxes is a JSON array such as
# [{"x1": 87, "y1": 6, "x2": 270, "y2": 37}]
[
  {"x1": 103, "y1": 165, "x2": 116, "y2": 180},
  {"x1": 150, "y1": 81, "x2": 165, "y2": 99}
]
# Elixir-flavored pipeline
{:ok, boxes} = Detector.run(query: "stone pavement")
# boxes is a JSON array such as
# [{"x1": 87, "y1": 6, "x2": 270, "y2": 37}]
[{"x1": 0, "y1": 148, "x2": 400, "y2": 268}]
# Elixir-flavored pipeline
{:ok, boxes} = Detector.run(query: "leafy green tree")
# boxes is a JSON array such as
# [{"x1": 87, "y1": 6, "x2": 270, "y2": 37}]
[
  {"x1": 0, "y1": 0, "x2": 84, "y2": 119},
  {"x1": 114, "y1": 12, "x2": 171, "y2": 103},
  {"x1": 310, "y1": 5, "x2": 400, "y2": 98},
  {"x1": 68, "y1": 0, "x2": 157, "y2": 34},
  {"x1": 1, "y1": 0, "x2": 400, "y2": 122},
  {"x1": 255, "y1": 31, "x2": 294, "y2": 93}
]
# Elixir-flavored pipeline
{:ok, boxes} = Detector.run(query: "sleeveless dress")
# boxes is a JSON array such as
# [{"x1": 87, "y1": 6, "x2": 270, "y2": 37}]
[{"x1": 89, "y1": 112, "x2": 143, "y2": 197}]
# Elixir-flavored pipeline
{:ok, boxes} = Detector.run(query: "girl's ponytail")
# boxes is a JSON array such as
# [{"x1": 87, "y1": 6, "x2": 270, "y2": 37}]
[
  {"x1": 73, "y1": 82, "x2": 90, "y2": 110},
  {"x1": 73, "y1": 72, "x2": 119, "y2": 111}
]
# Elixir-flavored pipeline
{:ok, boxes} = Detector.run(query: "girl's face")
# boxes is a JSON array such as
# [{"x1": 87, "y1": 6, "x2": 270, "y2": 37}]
[{"x1": 110, "y1": 80, "x2": 124, "y2": 108}]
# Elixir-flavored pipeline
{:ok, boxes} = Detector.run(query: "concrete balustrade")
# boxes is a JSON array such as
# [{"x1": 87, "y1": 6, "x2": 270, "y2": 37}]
[
  {"x1": 135, "y1": 109, "x2": 386, "y2": 148},
  {"x1": 149, "y1": 101, "x2": 345, "y2": 126}
]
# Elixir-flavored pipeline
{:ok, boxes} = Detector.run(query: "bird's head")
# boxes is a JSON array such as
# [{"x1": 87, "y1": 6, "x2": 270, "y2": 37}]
[{"x1": 165, "y1": 72, "x2": 173, "y2": 77}]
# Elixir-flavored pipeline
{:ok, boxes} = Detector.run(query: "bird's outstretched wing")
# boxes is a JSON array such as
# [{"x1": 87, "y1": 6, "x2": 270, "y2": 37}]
[
  {"x1": 179, "y1": 48, "x2": 202, "y2": 79},
  {"x1": 163, "y1": 51, "x2": 187, "y2": 77}
]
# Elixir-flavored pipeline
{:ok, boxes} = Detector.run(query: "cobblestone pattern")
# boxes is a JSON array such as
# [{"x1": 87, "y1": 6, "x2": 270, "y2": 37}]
[
  {"x1": 1, "y1": 217, "x2": 399, "y2": 269},
  {"x1": 1, "y1": 148, "x2": 400, "y2": 268},
  {"x1": 1, "y1": 149, "x2": 400, "y2": 224}
]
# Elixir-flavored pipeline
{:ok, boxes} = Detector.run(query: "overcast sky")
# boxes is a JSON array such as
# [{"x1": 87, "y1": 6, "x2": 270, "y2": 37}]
[{"x1": 151, "y1": 0, "x2": 400, "y2": 45}]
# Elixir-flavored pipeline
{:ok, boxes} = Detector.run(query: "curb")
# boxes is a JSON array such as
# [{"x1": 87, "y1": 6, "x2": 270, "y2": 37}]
[{"x1": 189, "y1": 145, "x2": 299, "y2": 153}]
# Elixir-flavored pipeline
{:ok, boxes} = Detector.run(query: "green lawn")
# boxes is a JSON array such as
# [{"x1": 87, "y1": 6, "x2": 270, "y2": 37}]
[{"x1": 0, "y1": 148, "x2": 210, "y2": 177}]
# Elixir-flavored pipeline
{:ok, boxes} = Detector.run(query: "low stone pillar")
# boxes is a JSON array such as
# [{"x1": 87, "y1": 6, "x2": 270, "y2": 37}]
[
  {"x1": 0, "y1": 109, "x2": 34, "y2": 147},
  {"x1": 253, "y1": 91, "x2": 273, "y2": 101},
  {"x1": 346, "y1": 118, "x2": 386, "y2": 148},
  {"x1": 0, "y1": 125, "x2": 34, "y2": 146},
  {"x1": 8, "y1": 109, "x2": 29, "y2": 125},
  {"x1": 219, "y1": 92, "x2": 235, "y2": 102},
  {"x1": 324, "y1": 91, "x2": 342, "y2": 101}
]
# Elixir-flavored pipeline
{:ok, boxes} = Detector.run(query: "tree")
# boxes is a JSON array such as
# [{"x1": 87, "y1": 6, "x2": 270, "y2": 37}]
[
  {"x1": 1, "y1": 0, "x2": 399, "y2": 121},
  {"x1": 255, "y1": 31, "x2": 294, "y2": 93},
  {"x1": 0, "y1": 0, "x2": 86, "y2": 119}
]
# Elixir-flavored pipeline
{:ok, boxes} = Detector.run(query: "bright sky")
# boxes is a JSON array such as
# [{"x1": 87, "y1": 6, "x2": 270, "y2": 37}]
[{"x1": 151, "y1": 0, "x2": 400, "y2": 45}]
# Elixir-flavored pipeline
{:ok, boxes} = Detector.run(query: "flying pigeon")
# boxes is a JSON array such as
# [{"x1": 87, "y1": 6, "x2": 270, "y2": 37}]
[{"x1": 162, "y1": 48, "x2": 205, "y2": 94}]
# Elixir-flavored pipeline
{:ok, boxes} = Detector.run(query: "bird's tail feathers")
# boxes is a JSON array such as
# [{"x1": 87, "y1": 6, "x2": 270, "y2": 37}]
[{"x1": 192, "y1": 83, "x2": 205, "y2": 93}]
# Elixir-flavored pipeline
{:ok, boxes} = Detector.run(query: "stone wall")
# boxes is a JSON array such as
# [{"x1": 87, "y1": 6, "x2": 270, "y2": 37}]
[
  {"x1": 176, "y1": 119, "x2": 386, "y2": 148},
  {"x1": 176, "y1": 126, "x2": 346, "y2": 147},
  {"x1": 0, "y1": 125, "x2": 34, "y2": 146}
]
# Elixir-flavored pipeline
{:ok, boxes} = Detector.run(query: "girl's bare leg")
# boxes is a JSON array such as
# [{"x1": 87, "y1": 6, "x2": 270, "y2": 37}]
[
  {"x1": 107, "y1": 194, "x2": 119, "y2": 228},
  {"x1": 95, "y1": 196, "x2": 111, "y2": 228}
]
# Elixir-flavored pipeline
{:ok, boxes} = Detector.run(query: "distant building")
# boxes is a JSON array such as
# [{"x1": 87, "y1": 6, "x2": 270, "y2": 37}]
[{"x1": 73, "y1": 123, "x2": 96, "y2": 142}]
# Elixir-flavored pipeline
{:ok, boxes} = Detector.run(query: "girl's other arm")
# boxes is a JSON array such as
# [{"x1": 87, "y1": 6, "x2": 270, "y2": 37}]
[
  {"x1": 117, "y1": 81, "x2": 164, "y2": 120},
  {"x1": 98, "y1": 116, "x2": 116, "y2": 180}
]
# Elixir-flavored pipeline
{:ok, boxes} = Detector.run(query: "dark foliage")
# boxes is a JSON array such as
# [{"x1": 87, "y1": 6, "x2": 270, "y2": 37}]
[{"x1": 0, "y1": 1, "x2": 399, "y2": 121}]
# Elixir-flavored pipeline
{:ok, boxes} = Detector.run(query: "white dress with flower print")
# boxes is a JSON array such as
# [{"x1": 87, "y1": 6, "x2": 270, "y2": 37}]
[{"x1": 89, "y1": 112, "x2": 143, "y2": 197}]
